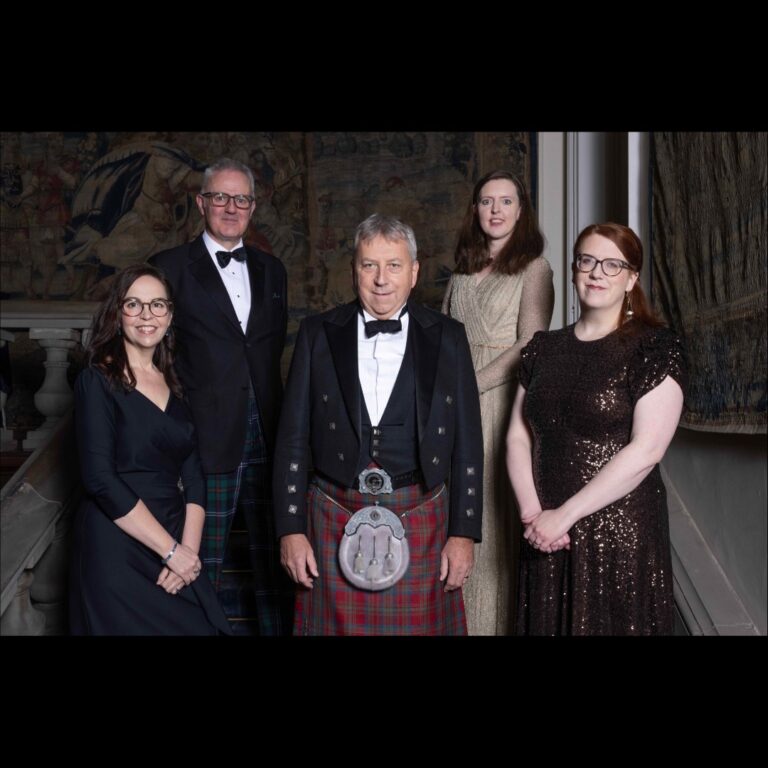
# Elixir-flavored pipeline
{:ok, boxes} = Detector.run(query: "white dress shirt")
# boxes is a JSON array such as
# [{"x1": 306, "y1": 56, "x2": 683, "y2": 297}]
[
  {"x1": 357, "y1": 305, "x2": 409, "y2": 426},
  {"x1": 203, "y1": 231, "x2": 251, "y2": 331}
]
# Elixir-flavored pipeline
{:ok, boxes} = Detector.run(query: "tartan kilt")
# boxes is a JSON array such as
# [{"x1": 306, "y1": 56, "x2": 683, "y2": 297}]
[{"x1": 294, "y1": 475, "x2": 467, "y2": 636}]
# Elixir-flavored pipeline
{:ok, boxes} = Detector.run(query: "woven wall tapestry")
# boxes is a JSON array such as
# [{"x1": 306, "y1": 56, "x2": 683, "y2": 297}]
[{"x1": 651, "y1": 132, "x2": 767, "y2": 433}]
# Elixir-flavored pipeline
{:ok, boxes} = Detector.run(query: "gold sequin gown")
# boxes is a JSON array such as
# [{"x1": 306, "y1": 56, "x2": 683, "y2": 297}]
[
  {"x1": 517, "y1": 324, "x2": 687, "y2": 635},
  {"x1": 442, "y1": 257, "x2": 554, "y2": 635}
]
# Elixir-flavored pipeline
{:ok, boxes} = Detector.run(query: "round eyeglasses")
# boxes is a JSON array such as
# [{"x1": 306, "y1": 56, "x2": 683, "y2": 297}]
[
  {"x1": 121, "y1": 298, "x2": 172, "y2": 317},
  {"x1": 575, "y1": 253, "x2": 634, "y2": 277},
  {"x1": 200, "y1": 192, "x2": 255, "y2": 209}
]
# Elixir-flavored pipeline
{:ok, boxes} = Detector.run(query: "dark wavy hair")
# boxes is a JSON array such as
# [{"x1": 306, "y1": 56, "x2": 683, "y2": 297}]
[
  {"x1": 573, "y1": 222, "x2": 663, "y2": 330},
  {"x1": 454, "y1": 170, "x2": 545, "y2": 275},
  {"x1": 86, "y1": 263, "x2": 184, "y2": 397}
]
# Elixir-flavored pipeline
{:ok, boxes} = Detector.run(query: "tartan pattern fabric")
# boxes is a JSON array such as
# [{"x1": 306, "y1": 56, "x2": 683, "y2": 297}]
[
  {"x1": 201, "y1": 385, "x2": 294, "y2": 636},
  {"x1": 294, "y1": 474, "x2": 467, "y2": 636}
]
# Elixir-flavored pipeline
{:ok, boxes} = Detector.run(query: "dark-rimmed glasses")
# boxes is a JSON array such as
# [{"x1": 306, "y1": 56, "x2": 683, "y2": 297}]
[
  {"x1": 121, "y1": 298, "x2": 173, "y2": 317},
  {"x1": 575, "y1": 253, "x2": 634, "y2": 277},
  {"x1": 200, "y1": 192, "x2": 255, "y2": 209}
]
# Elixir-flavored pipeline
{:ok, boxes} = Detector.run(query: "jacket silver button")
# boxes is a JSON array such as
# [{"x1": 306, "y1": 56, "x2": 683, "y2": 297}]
[
  {"x1": 288, "y1": 505, "x2": 298, "y2": 515},
  {"x1": 432, "y1": 456, "x2": 439, "y2": 465},
  {"x1": 288, "y1": 485, "x2": 296, "y2": 494},
  {"x1": 290, "y1": 462, "x2": 299, "y2": 472}
]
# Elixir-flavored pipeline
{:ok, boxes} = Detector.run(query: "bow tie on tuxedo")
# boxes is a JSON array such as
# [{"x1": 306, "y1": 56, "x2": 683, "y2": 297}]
[
  {"x1": 216, "y1": 247, "x2": 247, "y2": 268},
  {"x1": 362, "y1": 306, "x2": 408, "y2": 338}
]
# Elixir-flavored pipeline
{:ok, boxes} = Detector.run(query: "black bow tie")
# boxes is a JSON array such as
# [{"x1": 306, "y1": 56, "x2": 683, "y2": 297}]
[
  {"x1": 362, "y1": 306, "x2": 408, "y2": 338},
  {"x1": 216, "y1": 247, "x2": 247, "y2": 268}
]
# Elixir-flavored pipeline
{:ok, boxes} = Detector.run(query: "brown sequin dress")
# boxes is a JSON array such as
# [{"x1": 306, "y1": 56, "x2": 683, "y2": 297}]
[{"x1": 516, "y1": 323, "x2": 687, "y2": 636}]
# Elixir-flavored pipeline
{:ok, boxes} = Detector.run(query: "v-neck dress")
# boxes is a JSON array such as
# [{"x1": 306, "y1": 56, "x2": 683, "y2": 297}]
[{"x1": 69, "y1": 367, "x2": 230, "y2": 635}]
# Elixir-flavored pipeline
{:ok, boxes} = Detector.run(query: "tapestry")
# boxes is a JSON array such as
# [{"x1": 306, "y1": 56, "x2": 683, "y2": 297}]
[
  {"x1": 651, "y1": 132, "x2": 767, "y2": 433},
  {"x1": 0, "y1": 132, "x2": 534, "y2": 425}
]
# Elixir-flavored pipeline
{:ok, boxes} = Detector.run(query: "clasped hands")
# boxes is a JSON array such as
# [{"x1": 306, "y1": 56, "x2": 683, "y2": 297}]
[
  {"x1": 521, "y1": 508, "x2": 572, "y2": 554},
  {"x1": 157, "y1": 542, "x2": 203, "y2": 595}
]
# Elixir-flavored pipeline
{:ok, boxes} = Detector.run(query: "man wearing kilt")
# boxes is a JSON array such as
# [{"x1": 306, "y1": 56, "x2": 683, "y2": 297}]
[
  {"x1": 274, "y1": 214, "x2": 483, "y2": 635},
  {"x1": 150, "y1": 158, "x2": 294, "y2": 635}
]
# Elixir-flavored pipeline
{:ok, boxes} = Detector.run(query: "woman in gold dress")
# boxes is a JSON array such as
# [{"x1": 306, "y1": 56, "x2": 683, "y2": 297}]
[{"x1": 442, "y1": 170, "x2": 553, "y2": 635}]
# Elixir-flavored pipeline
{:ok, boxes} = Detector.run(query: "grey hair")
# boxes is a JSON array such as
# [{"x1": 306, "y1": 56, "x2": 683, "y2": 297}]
[
  {"x1": 354, "y1": 213, "x2": 418, "y2": 262},
  {"x1": 202, "y1": 157, "x2": 255, "y2": 197}
]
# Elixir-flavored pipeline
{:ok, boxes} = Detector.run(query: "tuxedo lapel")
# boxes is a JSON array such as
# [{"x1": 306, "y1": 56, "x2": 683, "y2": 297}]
[
  {"x1": 187, "y1": 236, "x2": 243, "y2": 333},
  {"x1": 408, "y1": 303, "x2": 441, "y2": 443},
  {"x1": 325, "y1": 303, "x2": 361, "y2": 441},
  {"x1": 244, "y1": 250, "x2": 265, "y2": 337}
]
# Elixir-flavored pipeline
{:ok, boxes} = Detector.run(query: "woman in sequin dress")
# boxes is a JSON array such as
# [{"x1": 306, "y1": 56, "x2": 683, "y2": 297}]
[
  {"x1": 442, "y1": 170, "x2": 553, "y2": 635},
  {"x1": 507, "y1": 223, "x2": 686, "y2": 635}
]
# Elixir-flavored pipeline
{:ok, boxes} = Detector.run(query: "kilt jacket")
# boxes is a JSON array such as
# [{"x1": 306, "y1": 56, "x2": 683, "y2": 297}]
[{"x1": 273, "y1": 300, "x2": 483, "y2": 541}]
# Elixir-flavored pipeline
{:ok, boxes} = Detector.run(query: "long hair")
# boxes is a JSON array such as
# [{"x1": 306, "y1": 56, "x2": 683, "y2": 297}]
[
  {"x1": 573, "y1": 222, "x2": 663, "y2": 330},
  {"x1": 454, "y1": 170, "x2": 544, "y2": 275},
  {"x1": 86, "y1": 263, "x2": 184, "y2": 397}
]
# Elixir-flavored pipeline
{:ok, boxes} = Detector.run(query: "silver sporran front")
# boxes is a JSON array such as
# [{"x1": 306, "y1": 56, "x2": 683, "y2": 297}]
[{"x1": 338, "y1": 505, "x2": 409, "y2": 591}]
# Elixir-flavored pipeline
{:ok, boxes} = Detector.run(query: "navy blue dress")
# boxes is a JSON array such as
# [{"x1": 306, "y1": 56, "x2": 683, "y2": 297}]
[{"x1": 69, "y1": 367, "x2": 230, "y2": 635}]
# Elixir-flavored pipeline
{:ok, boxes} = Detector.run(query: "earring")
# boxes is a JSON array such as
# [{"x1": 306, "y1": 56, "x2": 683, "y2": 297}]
[
  {"x1": 625, "y1": 292, "x2": 634, "y2": 318},
  {"x1": 117, "y1": 326, "x2": 122, "y2": 335}
]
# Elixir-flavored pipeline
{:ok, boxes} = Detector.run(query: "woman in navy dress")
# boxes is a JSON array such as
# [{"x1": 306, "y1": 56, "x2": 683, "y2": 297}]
[
  {"x1": 69, "y1": 264, "x2": 230, "y2": 635},
  {"x1": 507, "y1": 223, "x2": 686, "y2": 635}
]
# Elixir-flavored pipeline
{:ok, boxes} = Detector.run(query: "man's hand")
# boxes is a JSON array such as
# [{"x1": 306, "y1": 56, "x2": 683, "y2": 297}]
[
  {"x1": 280, "y1": 533, "x2": 319, "y2": 589},
  {"x1": 439, "y1": 536, "x2": 474, "y2": 592}
]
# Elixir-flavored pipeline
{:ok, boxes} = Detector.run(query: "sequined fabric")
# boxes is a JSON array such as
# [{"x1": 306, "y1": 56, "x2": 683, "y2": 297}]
[{"x1": 516, "y1": 323, "x2": 687, "y2": 635}]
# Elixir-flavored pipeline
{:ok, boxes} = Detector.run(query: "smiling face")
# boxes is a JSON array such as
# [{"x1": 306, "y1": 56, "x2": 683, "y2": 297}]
[
  {"x1": 196, "y1": 168, "x2": 255, "y2": 249},
  {"x1": 354, "y1": 235, "x2": 419, "y2": 320},
  {"x1": 573, "y1": 234, "x2": 638, "y2": 318},
  {"x1": 120, "y1": 275, "x2": 172, "y2": 353},
  {"x1": 475, "y1": 178, "x2": 522, "y2": 251}
]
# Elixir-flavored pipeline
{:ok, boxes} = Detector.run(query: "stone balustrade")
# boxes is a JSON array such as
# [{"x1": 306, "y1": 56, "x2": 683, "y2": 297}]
[
  {"x1": 0, "y1": 300, "x2": 97, "y2": 450},
  {"x1": 0, "y1": 412, "x2": 80, "y2": 635}
]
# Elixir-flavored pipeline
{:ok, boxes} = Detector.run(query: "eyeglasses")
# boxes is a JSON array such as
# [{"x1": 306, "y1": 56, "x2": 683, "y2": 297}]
[
  {"x1": 200, "y1": 192, "x2": 255, "y2": 209},
  {"x1": 121, "y1": 298, "x2": 173, "y2": 317},
  {"x1": 575, "y1": 253, "x2": 634, "y2": 277}
]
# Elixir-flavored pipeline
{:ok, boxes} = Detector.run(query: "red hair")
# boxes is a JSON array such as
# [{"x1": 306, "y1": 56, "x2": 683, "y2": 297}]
[{"x1": 573, "y1": 222, "x2": 663, "y2": 329}]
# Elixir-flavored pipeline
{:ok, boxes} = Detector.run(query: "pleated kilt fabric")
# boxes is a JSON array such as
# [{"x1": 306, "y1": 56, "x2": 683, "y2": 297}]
[
  {"x1": 295, "y1": 476, "x2": 467, "y2": 636},
  {"x1": 202, "y1": 384, "x2": 294, "y2": 636}
]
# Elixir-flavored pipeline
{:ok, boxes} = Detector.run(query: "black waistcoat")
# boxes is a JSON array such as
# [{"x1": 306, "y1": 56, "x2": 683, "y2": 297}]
[{"x1": 356, "y1": 341, "x2": 419, "y2": 477}]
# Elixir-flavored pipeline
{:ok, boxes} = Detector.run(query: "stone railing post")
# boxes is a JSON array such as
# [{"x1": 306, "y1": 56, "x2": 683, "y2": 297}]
[{"x1": 24, "y1": 328, "x2": 80, "y2": 450}]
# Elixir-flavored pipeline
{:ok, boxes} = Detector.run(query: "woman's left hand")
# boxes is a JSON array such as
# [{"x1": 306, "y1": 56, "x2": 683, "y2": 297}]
[
  {"x1": 524, "y1": 508, "x2": 573, "y2": 553},
  {"x1": 157, "y1": 566, "x2": 186, "y2": 595}
]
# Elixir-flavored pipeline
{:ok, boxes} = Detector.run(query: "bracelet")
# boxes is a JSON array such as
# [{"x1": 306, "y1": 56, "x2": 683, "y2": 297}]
[{"x1": 161, "y1": 540, "x2": 178, "y2": 565}]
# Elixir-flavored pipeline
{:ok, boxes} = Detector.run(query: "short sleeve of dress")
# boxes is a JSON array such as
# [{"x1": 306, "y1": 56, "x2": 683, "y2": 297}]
[
  {"x1": 519, "y1": 330, "x2": 546, "y2": 389},
  {"x1": 628, "y1": 327, "x2": 688, "y2": 406}
]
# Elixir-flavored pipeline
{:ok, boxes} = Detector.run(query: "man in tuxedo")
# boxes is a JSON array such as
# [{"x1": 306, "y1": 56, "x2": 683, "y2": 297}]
[
  {"x1": 274, "y1": 213, "x2": 483, "y2": 635},
  {"x1": 150, "y1": 157, "x2": 293, "y2": 635}
]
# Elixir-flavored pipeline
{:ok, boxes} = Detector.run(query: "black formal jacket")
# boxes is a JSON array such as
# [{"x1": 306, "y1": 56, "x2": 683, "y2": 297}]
[
  {"x1": 273, "y1": 300, "x2": 483, "y2": 541},
  {"x1": 150, "y1": 235, "x2": 287, "y2": 474}
]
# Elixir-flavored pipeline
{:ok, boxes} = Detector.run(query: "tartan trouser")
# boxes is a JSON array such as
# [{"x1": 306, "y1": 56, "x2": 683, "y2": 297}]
[{"x1": 200, "y1": 385, "x2": 294, "y2": 636}]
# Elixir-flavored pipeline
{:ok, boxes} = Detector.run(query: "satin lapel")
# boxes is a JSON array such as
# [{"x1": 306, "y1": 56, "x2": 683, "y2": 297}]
[
  {"x1": 325, "y1": 304, "x2": 361, "y2": 441},
  {"x1": 409, "y1": 303, "x2": 441, "y2": 442},
  {"x1": 188, "y1": 238, "x2": 242, "y2": 334},
  {"x1": 244, "y1": 250, "x2": 265, "y2": 337}
]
